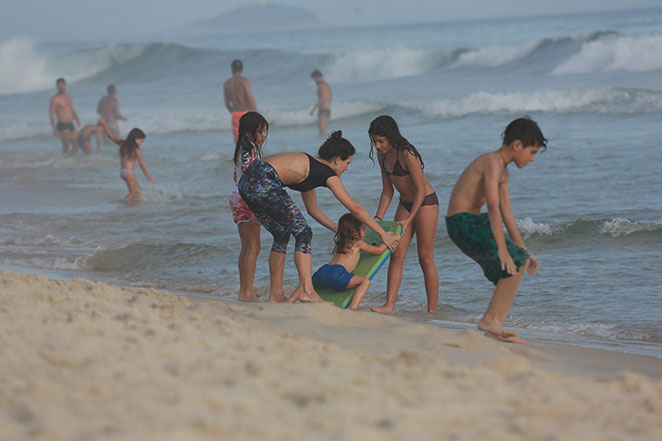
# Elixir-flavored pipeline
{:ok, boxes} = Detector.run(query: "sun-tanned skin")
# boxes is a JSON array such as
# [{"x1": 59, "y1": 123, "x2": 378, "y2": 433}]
[
  {"x1": 49, "y1": 80, "x2": 80, "y2": 154},
  {"x1": 290, "y1": 227, "x2": 386, "y2": 309},
  {"x1": 98, "y1": 118, "x2": 155, "y2": 203},
  {"x1": 236, "y1": 126, "x2": 268, "y2": 303},
  {"x1": 309, "y1": 74, "x2": 331, "y2": 136},
  {"x1": 70, "y1": 125, "x2": 104, "y2": 155},
  {"x1": 258, "y1": 152, "x2": 399, "y2": 303},
  {"x1": 447, "y1": 140, "x2": 541, "y2": 344},
  {"x1": 371, "y1": 135, "x2": 439, "y2": 315},
  {"x1": 97, "y1": 87, "x2": 126, "y2": 145}
]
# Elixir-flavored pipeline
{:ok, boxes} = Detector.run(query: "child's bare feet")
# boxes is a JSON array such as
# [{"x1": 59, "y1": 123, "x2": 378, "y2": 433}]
[
  {"x1": 238, "y1": 294, "x2": 259, "y2": 302},
  {"x1": 370, "y1": 304, "x2": 394, "y2": 314},
  {"x1": 477, "y1": 317, "x2": 518, "y2": 337},
  {"x1": 484, "y1": 331, "x2": 528, "y2": 344},
  {"x1": 288, "y1": 288, "x2": 325, "y2": 303}
]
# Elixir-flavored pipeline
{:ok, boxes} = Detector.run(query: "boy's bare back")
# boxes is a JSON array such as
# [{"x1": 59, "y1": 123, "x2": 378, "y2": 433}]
[{"x1": 447, "y1": 151, "x2": 508, "y2": 217}]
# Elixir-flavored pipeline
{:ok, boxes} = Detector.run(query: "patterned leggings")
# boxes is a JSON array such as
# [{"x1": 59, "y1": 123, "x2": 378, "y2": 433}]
[{"x1": 238, "y1": 160, "x2": 313, "y2": 254}]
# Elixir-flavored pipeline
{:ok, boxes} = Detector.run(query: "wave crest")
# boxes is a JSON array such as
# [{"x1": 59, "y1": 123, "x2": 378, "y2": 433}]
[{"x1": 553, "y1": 34, "x2": 662, "y2": 74}]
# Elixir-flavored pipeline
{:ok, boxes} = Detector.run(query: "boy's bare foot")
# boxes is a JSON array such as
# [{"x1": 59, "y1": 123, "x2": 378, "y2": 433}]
[
  {"x1": 477, "y1": 317, "x2": 518, "y2": 337},
  {"x1": 484, "y1": 331, "x2": 528, "y2": 344},
  {"x1": 370, "y1": 304, "x2": 394, "y2": 314},
  {"x1": 288, "y1": 289, "x2": 326, "y2": 303}
]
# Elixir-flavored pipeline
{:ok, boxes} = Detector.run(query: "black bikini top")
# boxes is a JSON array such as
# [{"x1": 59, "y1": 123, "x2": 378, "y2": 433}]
[
  {"x1": 286, "y1": 154, "x2": 337, "y2": 192},
  {"x1": 382, "y1": 152, "x2": 410, "y2": 177}
]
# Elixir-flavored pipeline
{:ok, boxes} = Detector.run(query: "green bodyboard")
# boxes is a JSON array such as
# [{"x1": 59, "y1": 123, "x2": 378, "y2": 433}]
[{"x1": 317, "y1": 221, "x2": 402, "y2": 308}]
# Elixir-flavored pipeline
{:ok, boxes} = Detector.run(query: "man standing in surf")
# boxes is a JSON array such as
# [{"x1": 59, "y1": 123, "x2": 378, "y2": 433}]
[
  {"x1": 49, "y1": 78, "x2": 80, "y2": 154},
  {"x1": 97, "y1": 84, "x2": 127, "y2": 145},
  {"x1": 224, "y1": 59, "x2": 258, "y2": 143}
]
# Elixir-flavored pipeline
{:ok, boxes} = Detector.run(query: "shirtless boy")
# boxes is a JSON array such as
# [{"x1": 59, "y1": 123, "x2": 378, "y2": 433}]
[
  {"x1": 309, "y1": 70, "x2": 331, "y2": 136},
  {"x1": 49, "y1": 78, "x2": 80, "y2": 154},
  {"x1": 446, "y1": 117, "x2": 547, "y2": 344},
  {"x1": 224, "y1": 59, "x2": 258, "y2": 142},
  {"x1": 97, "y1": 84, "x2": 127, "y2": 145}
]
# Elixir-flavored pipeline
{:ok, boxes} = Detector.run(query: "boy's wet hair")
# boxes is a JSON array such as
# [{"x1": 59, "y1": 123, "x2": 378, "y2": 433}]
[
  {"x1": 502, "y1": 116, "x2": 547, "y2": 150},
  {"x1": 231, "y1": 59, "x2": 243, "y2": 73},
  {"x1": 107, "y1": 84, "x2": 116, "y2": 94},
  {"x1": 311, "y1": 70, "x2": 322, "y2": 78},
  {"x1": 333, "y1": 213, "x2": 363, "y2": 255},
  {"x1": 120, "y1": 128, "x2": 146, "y2": 160},
  {"x1": 233, "y1": 111, "x2": 269, "y2": 165},
  {"x1": 56, "y1": 78, "x2": 65, "y2": 85},
  {"x1": 318, "y1": 130, "x2": 355, "y2": 161},
  {"x1": 368, "y1": 115, "x2": 424, "y2": 168}
]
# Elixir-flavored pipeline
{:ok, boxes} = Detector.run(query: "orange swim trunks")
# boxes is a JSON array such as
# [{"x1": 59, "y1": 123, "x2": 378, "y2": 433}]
[{"x1": 232, "y1": 111, "x2": 249, "y2": 143}]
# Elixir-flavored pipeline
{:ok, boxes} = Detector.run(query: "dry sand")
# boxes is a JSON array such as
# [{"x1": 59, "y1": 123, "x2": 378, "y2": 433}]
[{"x1": 1, "y1": 269, "x2": 661, "y2": 441}]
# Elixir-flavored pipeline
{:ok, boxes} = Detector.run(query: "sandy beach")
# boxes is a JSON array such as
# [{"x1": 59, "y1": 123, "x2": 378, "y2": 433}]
[{"x1": 1, "y1": 269, "x2": 660, "y2": 441}]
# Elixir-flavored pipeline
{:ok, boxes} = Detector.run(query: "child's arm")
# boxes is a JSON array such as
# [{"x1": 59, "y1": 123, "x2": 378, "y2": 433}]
[
  {"x1": 484, "y1": 157, "x2": 517, "y2": 275},
  {"x1": 500, "y1": 180, "x2": 538, "y2": 274},
  {"x1": 374, "y1": 152, "x2": 394, "y2": 221},
  {"x1": 326, "y1": 176, "x2": 400, "y2": 251},
  {"x1": 301, "y1": 189, "x2": 338, "y2": 232},
  {"x1": 359, "y1": 241, "x2": 387, "y2": 255},
  {"x1": 135, "y1": 149, "x2": 155, "y2": 184},
  {"x1": 49, "y1": 98, "x2": 58, "y2": 137},
  {"x1": 97, "y1": 118, "x2": 121, "y2": 145}
]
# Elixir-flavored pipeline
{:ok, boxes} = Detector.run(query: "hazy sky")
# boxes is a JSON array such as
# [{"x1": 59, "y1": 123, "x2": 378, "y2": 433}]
[{"x1": 1, "y1": 0, "x2": 661, "y2": 42}]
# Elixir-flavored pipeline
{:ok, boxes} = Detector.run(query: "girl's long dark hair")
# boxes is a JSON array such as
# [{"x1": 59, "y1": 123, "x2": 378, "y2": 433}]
[
  {"x1": 333, "y1": 213, "x2": 363, "y2": 255},
  {"x1": 368, "y1": 115, "x2": 424, "y2": 169},
  {"x1": 120, "y1": 128, "x2": 146, "y2": 160},
  {"x1": 233, "y1": 111, "x2": 269, "y2": 165}
]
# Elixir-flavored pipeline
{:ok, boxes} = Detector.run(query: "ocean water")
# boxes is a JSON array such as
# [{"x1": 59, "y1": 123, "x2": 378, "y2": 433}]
[{"x1": 1, "y1": 8, "x2": 661, "y2": 357}]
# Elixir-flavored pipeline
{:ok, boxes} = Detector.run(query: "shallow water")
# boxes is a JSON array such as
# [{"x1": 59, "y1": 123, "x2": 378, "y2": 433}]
[{"x1": 1, "y1": 7, "x2": 661, "y2": 357}]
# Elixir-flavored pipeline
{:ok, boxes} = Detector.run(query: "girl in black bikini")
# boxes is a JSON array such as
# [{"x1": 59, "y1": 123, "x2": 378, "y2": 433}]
[{"x1": 369, "y1": 115, "x2": 439, "y2": 314}]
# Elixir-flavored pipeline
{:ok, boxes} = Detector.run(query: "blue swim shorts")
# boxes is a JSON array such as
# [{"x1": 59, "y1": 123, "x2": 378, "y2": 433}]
[{"x1": 312, "y1": 264, "x2": 354, "y2": 291}]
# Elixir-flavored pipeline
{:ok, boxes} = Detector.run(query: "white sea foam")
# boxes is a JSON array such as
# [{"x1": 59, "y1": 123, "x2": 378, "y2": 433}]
[
  {"x1": 517, "y1": 217, "x2": 554, "y2": 238},
  {"x1": 600, "y1": 218, "x2": 660, "y2": 237},
  {"x1": 418, "y1": 88, "x2": 655, "y2": 117},
  {"x1": 553, "y1": 34, "x2": 662, "y2": 74},
  {"x1": 324, "y1": 47, "x2": 435, "y2": 82},
  {"x1": 0, "y1": 38, "x2": 149, "y2": 95},
  {"x1": 0, "y1": 38, "x2": 54, "y2": 94},
  {"x1": 451, "y1": 42, "x2": 537, "y2": 69}
]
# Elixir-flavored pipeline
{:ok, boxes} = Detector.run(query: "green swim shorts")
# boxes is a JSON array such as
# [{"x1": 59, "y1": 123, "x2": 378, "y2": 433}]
[{"x1": 445, "y1": 212, "x2": 529, "y2": 285}]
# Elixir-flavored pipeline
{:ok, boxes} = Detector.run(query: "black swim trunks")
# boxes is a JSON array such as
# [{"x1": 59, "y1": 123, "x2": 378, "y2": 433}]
[{"x1": 57, "y1": 122, "x2": 75, "y2": 132}]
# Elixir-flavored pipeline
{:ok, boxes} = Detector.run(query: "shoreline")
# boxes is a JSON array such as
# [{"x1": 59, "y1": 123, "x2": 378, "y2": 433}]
[
  {"x1": 2, "y1": 268, "x2": 661, "y2": 440},
  {"x1": 2, "y1": 262, "x2": 660, "y2": 362}
]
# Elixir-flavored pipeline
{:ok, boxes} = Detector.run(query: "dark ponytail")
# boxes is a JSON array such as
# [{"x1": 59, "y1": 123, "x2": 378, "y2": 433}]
[
  {"x1": 233, "y1": 111, "x2": 269, "y2": 165},
  {"x1": 368, "y1": 115, "x2": 424, "y2": 168},
  {"x1": 318, "y1": 130, "x2": 355, "y2": 161}
]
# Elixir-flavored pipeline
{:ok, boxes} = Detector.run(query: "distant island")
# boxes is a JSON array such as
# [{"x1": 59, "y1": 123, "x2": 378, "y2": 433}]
[{"x1": 191, "y1": 3, "x2": 320, "y2": 33}]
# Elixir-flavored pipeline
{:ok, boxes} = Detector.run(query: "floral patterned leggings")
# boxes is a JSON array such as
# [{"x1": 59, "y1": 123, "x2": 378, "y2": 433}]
[{"x1": 238, "y1": 160, "x2": 313, "y2": 254}]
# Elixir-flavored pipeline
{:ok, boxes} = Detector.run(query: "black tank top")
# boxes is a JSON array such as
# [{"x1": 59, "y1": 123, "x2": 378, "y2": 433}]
[{"x1": 286, "y1": 154, "x2": 337, "y2": 192}]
